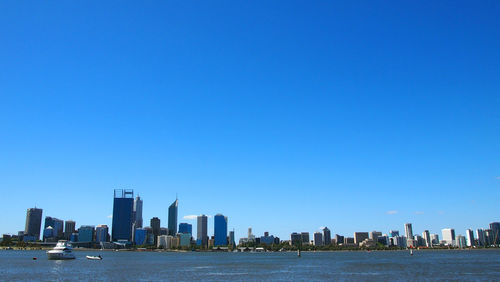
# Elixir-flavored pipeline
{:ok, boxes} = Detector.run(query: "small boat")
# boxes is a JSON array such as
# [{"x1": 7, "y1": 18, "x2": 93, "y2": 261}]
[
  {"x1": 86, "y1": 255, "x2": 103, "y2": 260},
  {"x1": 410, "y1": 249, "x2": 413, "y2": 255},
  {"x1": 47, "y1": 240, "x2": 76, "y2": 260}
]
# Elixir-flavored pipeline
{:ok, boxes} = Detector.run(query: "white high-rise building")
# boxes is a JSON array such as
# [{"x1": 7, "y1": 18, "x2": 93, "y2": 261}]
[
  {"x1": 465, "y1": 229, "x2": 474, "y2": 247},
  {"x1": 422, "y1": 230, "x2": 431, "y2": 247},
  {"x1": 442, "y1": 228, "x2": 456, "y2": 246},
  {"x1": 133, "y1": 196, "x2": 143, "y2": 228},
  {"x1": 404, "y1": 223, "x2": 413, "y2": 239}
]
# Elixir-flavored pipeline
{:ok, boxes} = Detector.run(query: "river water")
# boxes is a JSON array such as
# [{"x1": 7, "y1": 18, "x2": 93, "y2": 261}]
[{"x1": 1, "y1": 249, "x2": 499, "y2": 281}]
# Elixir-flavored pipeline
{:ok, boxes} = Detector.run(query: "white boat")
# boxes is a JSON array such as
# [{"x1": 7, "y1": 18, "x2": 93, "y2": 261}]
[
  {"x1": 86, "y1": 255, "x2": 102, "y2": 260},
  {"x1": 46, "y1": 240, "x2": 76, "y2": 260}
]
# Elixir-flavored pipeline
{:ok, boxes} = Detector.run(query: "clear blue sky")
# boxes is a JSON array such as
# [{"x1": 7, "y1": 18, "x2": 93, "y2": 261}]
[{"x1": 1, "y1": 1, "x2": 499, "y2": 240}]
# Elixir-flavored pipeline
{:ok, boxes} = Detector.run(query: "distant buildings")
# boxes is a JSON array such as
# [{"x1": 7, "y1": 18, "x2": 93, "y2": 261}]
[
  {"x1": 178, "y1": 223, "x2": 192, "y2": 235},
  {"x1": 389, "y1": 230, "x2": 399, "y2": 237},
  {"x1": 197, "y1": 214, "x2": 208, "y2": 247},
  {"x1": 64, "y1": 220, "x2": 76, "y2": 240},
  {"x1": 422, "y1": 230, "x2": 431, "y2": 247},
  {"x1": 78, "y1": 225, "x2": 95, "y2": 242},
  {"x1": 214, "y1": 214, "x2": 228, "y2": 246},
  {"x1": 465, "y1": 229, "x2": 474, "y2": 247},
  {"x1": 150, "y1": 217, "x2": 161, "y2": 245},
  {"x1": 134, "y1": 228, "x2": 147, "y2": 245},
  {"x1": 111, "y1": 189, "x2": 134, "y2": 242},
  {"x1": 168, "y1": 199, "x2": 178, "y2": 236},
  {"x1": 430, "y1": 234, "x2": 439, "y2": 245},
  {"x1": 353, "y1": 232, "x2": 369, "y2": 245},
  {"x1": 456, "y1": 235, "x2": 466, "y2": 248},
  {"x1": 260, "y1": 232, "x2": 275, "y2": 245},
  {"x1": 301, "y1": 232, "x2": 310, "y2": 244},
  {"x1": 290, "y1": 232, "x2": 302, "y2": 245},
  {"x1": 229, "y1": 230, "x2": 236, "y2": 246},
  {"x1": 25, "y1": 207, "x2": 43, "y2": 241},
  {"x1": 313, "y1": 232, "x2": 323, "y2": 246},
  {"x1": 442, "y1": 228, "x2": 456, "y2": 246},
  {"x1": 133, "y1": 196, "x2": 143, "y2": 229},
  {"x1": 323, "y1": 227, "x2": 331, "y2": 245},
  {"x1": 476, "y1": 229, "x2": 486, "y2": 246},
  {"x1": 490, "y1": 222, "x2": 500, "y2": 245},
  {"x1": 95, "y1": 225, "x2": 109, "y2": 243},
  {"x1": 334, "y1": 234, "x2": 344, "y2": 245}
]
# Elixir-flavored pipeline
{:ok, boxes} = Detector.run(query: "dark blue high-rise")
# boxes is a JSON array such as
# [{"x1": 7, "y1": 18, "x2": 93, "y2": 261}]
[
  {"x1": 179, "y1": 223, "x2": 192, "y2": 234},
  {"x1": 214, "y1": 214, "x2": 228, "y2": 246},
  {"x1": 111, "y1": 189, "x2": 134, "y2": 242}
]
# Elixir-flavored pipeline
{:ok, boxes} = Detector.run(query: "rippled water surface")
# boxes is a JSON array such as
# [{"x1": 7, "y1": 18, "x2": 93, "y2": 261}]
[{"x1": 1, "y1": 249, "x2": 500, "y2": 281}]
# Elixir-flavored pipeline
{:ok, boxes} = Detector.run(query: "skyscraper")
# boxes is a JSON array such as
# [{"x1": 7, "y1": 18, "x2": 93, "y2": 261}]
[
  {"x1": 422, "y1": 230, "x2": 431, "y2": 247},
  {"x1": 179, "y1": 223, "x2": 192, "y2": 234},
  {"x1": 64, "y1": 220, "x2": 76, "y2": 240},
  {"x1": 168, "y1": 199, "x2": 178, "y2": 236},
  {"x1": 229, "y1": 230, "x2": 235, "y2": 246},
  {"x1": 314, "y1": 232, "x2": 323, "y2": 246},
  {"x1": 111, "y1": 189, "x2": 134, "y2": 242},
  {"x1": 323, "y1": 227, "x2": 331, "y2": 245},
  {"x1": 465, "y1": 229, "x2": 474, "y2": 247},
  {"x1": 197, "y1": 214, "x2": 208, "y2": 247},
  {"x1": 404, "y1": 223, "x2": 413, "y2": 239},
  {"x1": 44, "y1": 216, "x2": 64, "y2": 239},
  {"x1": 489, "y1": 222, "x2": 500, "y2": 245},
  {"x1": 133, "y1": 196, "x2": 143, "y2": 229},
  {"x1": 25, "y1": 207, "x2": 43, "y2": 241},
  {"x1": 442, "y1": 228, "x2": 456, "y2": 246},
  {"x1": 95, "y1": 225, "x2": 109, "y2": 243},
  {"x1": 214, "y1": 214, "x2": 228, "y2": 246},
  {"x1": 476, "y1": 229, "x2": 486, "y2": 246},
  {"x1": 150, "y1": 217, "x2": 161, "y2": 245}
]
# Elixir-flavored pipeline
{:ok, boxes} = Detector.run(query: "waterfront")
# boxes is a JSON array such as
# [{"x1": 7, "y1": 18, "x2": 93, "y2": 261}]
[{"x1": 1, "y1": 250, "x2": 500, "y2": 281}]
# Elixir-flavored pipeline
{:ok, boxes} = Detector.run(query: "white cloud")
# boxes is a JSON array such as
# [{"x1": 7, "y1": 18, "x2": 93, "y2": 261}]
[
  {"x1": 107, "y1": 214, "x2": 112, "y2": 219},
  {"x1": 183, "y1": 215, "x2": 198, "y2": 220},
  {"x1": 386, "y1": 210, "x2": 398, "y2": 215},
  {"x1": 415, "y1": 211, "x2": 424, "y2": 215}
]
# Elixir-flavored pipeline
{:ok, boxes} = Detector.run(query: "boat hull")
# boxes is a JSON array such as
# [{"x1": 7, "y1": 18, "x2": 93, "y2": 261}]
[{"x1": 47, "y1": 251, "x2": 75, "y2": 260}]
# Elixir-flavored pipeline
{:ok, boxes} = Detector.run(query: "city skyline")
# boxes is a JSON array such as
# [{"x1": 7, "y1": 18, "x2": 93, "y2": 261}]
[{"x1": 1, "y1": 1, "x2": 499, "y2": 240}]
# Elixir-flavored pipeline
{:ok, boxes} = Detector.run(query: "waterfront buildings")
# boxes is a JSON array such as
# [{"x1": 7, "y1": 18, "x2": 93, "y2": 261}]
[
  {"x1": 442, "y1": 228, "x2": 456, "y2": 246},
  {"x1": 134, "y1": 228, "x2": 147, "y2": 245},
  {"x1": 490, "y1": 222, "x2": 500, "y2": 245},
  {"x1": 290, "y1": 232, "x2": 302, "y2": 245},
  {"x1": 389, "y1": 230, "x2": 399, "y2": 237},
  {"x1": 24, "y1": 207, "x2": 43, "y2": 241},
  {"x1": 95, "y1": 225, "x2": 109, "y2": 243},
  {"x1": 78, "y1": 225, "x2": 95, "y2": 242},
  {"x1": 179, "y1": 223, "x2": 192, "y2": 234},
  {"x1": 456, "y1": 235, "x2": 467, "y2": 248},
  {"x1": 301, "y1": 232, "x2": 310, "y2": 244},
  {"x1": 133, "y1": 196, "x2": 143, "y2": 228},
  {"x1": 422, "y1": 230, "x2": 431, "y2": 247},
  {"x1": 111, "y1": 189, "x2": 134, "y2": 242},
  {"x1": 430, "y1": 234, "x2": 439, "y2": 245},
  {"x1": 197, "y1": 214, "x2": 208, "y2": 247},
  {"x1": 214, "y1": 214, "x2": 228, "y2": 246},
  {"x1": 476, "y1": 229, "x2": 486, "y2": 246},
  {"x1": 260, "y1": 232, "x2": 275, "y2": 245},
  {"x1": 334, "y1": 234, "x2": 344, "y2": 245},
  {"x1": 168, "y1": 199, "x2": 178, "y2": 236},
  {"x1": 43, "y1": 216, "x2": 64, "y2": 240},
  {"x1": 150, "y1": 217, "x2": 161, "y2": 245},
  {"x1": 179, "y1": 233, "x2": 191, "y2": 247},
  {"x1": 354, "y1": 232, "x2": 369, "y2": 245},
  {"x1": 465, "y1": 229, "x2": 474, "y2": 247},
  {"x1": 64, "y1": 220, "x2": 76, "y2": 240},
  {"x1": 229, "y1": 230, "x2": 235, "y2": 246},
  {"x1": 314, "y1": 232, "x2": 323, "y2": 246},
  {"x1": 369, "y1": 231, "x2": 382, "y2": 242},
  {"x1": 323, "y1": 227, "x2": 331, "y2": 245}
]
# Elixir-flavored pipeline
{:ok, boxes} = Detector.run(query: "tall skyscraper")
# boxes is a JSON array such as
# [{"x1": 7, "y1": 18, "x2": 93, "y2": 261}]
[
  {"x1": 197, "y1": 214, "x2": 208, "y2": 247},
  {"x1": 422, "y1": 230, "x2": 431, "y2": 247},
  {"x1": 442, "y1": 228, "x2": 456, "y2": 246},
  {"x1": 323, "y1": 227, "x2": 331, "y2": 245},
  {"x1": 404, "y1": 223, "x2": 413, "y2": 239},
  {"x1": 229, "y1": 230, "x2": 235, "y2": 246},
  {"x1": 168, "y1": 199, "x2": 178, "y2": 236},
  {"x1": 111, "y1": 189, "x2": 134, "y2": 242},
  {"x1": 465, "y1": 229, "x2": 474, "y2": 247},
  {"x1": 150, "y1": 217, "x2": 161, "y2": 245},
  {"x1": 133, "y1": 196, "x2": 143, "y2": 228},
  {"x1": 489, "y1": 222, "x2": 500, "y2": 245},
  {"x1": 214, "y1": 214, "x2": 228, "y2": 246},
  {"x1": 64, "y1": 220, "x2": 76, "y2": 240},
  {"x1": 25, "y1": 207, "x2": 43, "y2": 241},
  {"x1": 476, "y1": 229, "x2": 486, "y2": 246}
]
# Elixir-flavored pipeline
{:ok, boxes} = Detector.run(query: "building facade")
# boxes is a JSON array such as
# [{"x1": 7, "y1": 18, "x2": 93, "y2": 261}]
[
  {"x1": 168, "y1": 199, "x2": 178, "y2": 236},
  {"x1": 179, "y1": 223, "x2": 192, "y2": 234},
  {"x1": 197, "y1": 214, "x2": 208, "y2": 247},
  {"x1": 111, "y1": 189, "x2": 134, "y2": 242},
  {"x1": 24, "y1": 207, "x2": 43, "y2": 241},
  {"x1": 133, "y1": 196, "x2": 143, "y2": 228},
  {"x1": 214, "y1": 214, "x2": 228, "y2": 246}
]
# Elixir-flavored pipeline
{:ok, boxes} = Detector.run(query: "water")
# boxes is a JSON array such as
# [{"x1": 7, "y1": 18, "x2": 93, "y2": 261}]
[{"x1": 1, "y1": 249, "x2": 500, "y2": 281}]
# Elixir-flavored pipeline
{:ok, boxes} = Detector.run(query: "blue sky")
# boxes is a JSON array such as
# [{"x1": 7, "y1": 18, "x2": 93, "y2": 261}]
[{"x1": 0, "y1": 1, "x2": 499, "y2": 240}]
